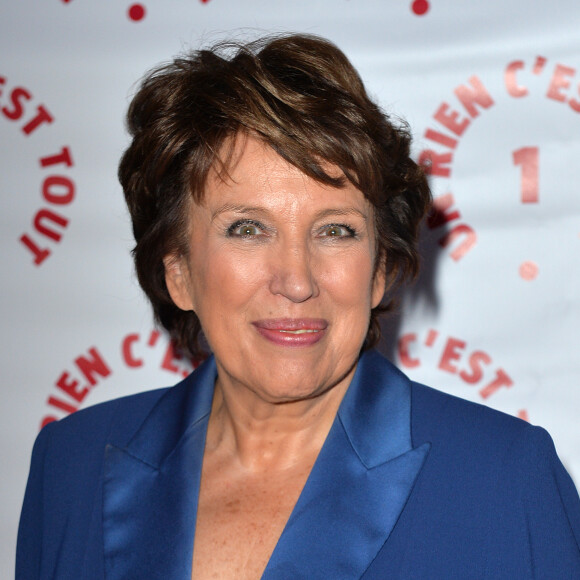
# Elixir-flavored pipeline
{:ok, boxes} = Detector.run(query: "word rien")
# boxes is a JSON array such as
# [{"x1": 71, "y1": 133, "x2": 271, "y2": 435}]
[
  {"x1": 0, "y1": 75, "x2": 77, "y2": 265},
  {"x1": 419, "y1": 56, "x2": 580, "y2": 261},
  {"x1": 41, "y1": 330, "x2": 200, "y2": 429},
  {"x1": 398, "y1": 329, "x2": 513, "y2": 400}
]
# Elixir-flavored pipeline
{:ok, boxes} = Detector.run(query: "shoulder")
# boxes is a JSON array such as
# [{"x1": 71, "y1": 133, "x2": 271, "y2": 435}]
[
  {"x1": 360, "y1": 350, "x2": 534, "y2": 451},
  {"x1": 33, "y1": 355, "x2": 217, "y2": 468},
  {"x1": 410, "y1": 381, "x2": 531, "y2": 445},
  {"x1": 362, "y1": 367, "x2": 580, "y2": 575},
  {"x1": 409, "y1": 381, "x2": 580, "y2": 515},
  {"x1": 35, "y1": 385, "x2": 172, "y2": 468},
  {"x1": 408, "y1": 382, "x2": 579, "y2": 566},
  {"x1": 46, "y1": 385, "x2": 170, "y2": 437},
  {"x1": 408, "y1": 380, "x2": 560, "y2": 474}
]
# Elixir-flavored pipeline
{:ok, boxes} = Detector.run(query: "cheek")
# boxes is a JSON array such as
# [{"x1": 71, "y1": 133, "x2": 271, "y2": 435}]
[
  {"x1": 320, "y1": 251, "x2": 376, "y2": 306},
  {"x1": 193, "y1": 247, "x2": 265, "y2": 311}
]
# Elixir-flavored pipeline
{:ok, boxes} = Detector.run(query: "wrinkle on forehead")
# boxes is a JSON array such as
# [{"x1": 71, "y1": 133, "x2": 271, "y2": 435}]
[{"x1": 205, "y1": 132, "x2": 349, "y2": 202}]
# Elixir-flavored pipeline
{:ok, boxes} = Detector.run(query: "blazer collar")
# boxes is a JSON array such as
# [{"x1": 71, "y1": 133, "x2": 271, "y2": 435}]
[{"x1": 103, "y1": 350, "x2": 429, "y2": 579}]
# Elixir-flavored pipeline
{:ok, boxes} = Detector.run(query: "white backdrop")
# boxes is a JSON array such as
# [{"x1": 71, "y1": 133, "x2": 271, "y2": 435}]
[{"x1": 2, "y1": 1, "x2": 580, "y2": 575}]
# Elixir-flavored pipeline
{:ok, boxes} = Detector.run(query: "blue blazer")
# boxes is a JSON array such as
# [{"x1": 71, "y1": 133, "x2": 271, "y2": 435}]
[{"x1": 17, "y1": 350, "x2": 580, "y2": 579}]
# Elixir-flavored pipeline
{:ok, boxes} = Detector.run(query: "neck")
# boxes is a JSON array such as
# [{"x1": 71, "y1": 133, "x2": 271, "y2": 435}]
[{"x1": 205, "y1": 368, "x2": 354, "y2": 473}]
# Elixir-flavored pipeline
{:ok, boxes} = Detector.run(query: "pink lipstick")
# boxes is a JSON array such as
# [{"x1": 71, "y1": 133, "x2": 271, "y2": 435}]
[{"x1": 252, "y1": 318, "x2": 327, "y2": 347}]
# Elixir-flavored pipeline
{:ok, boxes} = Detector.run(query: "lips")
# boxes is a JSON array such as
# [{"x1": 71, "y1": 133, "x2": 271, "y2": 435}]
[{"x1": 252, "y1": 318, "x2": 328, "y2": 347}]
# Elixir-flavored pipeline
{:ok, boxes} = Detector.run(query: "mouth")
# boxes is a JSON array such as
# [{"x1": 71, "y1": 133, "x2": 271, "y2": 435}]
[{"x1": 252, "y1": 318, "x2": 328, "y2": 347}]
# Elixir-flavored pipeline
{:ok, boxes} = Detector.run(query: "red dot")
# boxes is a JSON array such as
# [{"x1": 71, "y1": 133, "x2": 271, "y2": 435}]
[
  {"x1": 128, "y1": 3, "x2": 146, "y2": 21},
  {"x1": 411, "y1": 0, "x2": 430, "y2": 15},
  {"x1": 519, "y1": 261, "x2": 539, "y2": 281}
]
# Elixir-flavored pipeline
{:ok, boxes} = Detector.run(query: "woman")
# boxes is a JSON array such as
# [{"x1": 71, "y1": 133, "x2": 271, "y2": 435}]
[{"x1": 17, "y1": 34, "x2": 580, "y2": 579}]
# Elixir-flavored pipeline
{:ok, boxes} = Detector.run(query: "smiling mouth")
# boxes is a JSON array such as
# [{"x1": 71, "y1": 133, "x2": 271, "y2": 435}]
[{"x1": 252, "y1": 319, "x2": 327, "y2": 346}]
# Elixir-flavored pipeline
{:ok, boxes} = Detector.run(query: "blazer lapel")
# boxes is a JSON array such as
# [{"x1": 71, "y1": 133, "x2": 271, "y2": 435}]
[
  {"x1": 102, "y1": 357, "x2": 217, "y2": 580},
  {"x1": 263, "y1": 351, "x2": 430, "y2": 579}
]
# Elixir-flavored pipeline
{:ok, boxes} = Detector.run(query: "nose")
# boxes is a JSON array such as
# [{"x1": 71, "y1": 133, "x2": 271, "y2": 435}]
[{"x1": 268, "y1": 241, "x2": 319, "y2": 303}]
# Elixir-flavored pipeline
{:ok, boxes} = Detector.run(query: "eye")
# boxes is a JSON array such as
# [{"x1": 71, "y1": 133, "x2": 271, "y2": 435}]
[
  {"x1": 319, "y1": 224, "x2": 356, "y2": 238},
  {"x1": 227, "y1": 220, "x2": 264, "y2": 237}
]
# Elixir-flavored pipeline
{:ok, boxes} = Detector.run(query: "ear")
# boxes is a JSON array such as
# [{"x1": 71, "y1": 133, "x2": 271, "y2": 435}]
[
  {"x1": 371, "y1": 258, "x2": 387, "y2": 309},
  {"x1": 163, "y1": 254, "x2": 195, "y2": 312}
]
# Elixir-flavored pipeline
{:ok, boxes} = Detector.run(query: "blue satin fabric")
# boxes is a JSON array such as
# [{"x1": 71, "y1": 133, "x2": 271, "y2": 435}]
[
  {"x1": 103, "y1": 356, "x2": 215, "y2": 579},
  {"x1": 102, "y1": 350, "x2": 429, "y2": 579}
]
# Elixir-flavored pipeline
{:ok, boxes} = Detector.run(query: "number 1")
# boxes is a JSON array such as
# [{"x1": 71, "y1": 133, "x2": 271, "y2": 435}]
[{"x1": 512, "y1": 146, "x2": 539, "y2": 203}]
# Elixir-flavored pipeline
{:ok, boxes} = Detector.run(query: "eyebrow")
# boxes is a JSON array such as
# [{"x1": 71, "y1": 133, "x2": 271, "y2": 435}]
[
  {"x1": 211, "y1": 204, "x2": 265, "y2": 221},
  {"x1": 313, "y1": 207, "x2": 369, "y2": 221},
  {"x1": 211, "y1": 204, "x2": 369, "y2": 222}
]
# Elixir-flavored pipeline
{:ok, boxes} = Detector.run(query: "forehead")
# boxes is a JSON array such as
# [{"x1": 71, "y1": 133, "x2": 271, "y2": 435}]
[{"x1": 202, "y1": 134, "x2": 370, "y2": 213}]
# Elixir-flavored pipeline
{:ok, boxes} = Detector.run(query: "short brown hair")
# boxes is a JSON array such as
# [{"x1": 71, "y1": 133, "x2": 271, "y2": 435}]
[{"x1": 119, "y1": 33, "x2": 431, "y2": 358}]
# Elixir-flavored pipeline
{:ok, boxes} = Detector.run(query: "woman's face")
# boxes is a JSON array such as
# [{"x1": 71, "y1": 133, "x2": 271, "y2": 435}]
[{"x1": 165, "y1": 136, "x2": 386, "y2": 404}]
